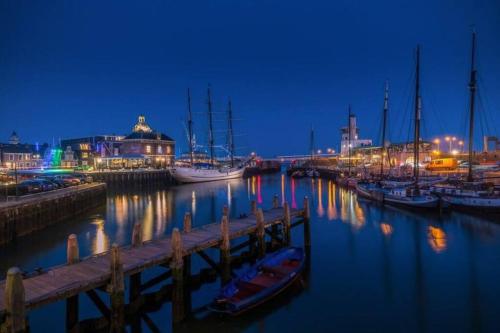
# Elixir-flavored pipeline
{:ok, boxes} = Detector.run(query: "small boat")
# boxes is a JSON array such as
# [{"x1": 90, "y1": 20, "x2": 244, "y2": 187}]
[
  {"x1": 291, "y1": 170, "x2": 305, "y2": 178},
  {"x1": 306, "y1": 169, "x2": 319, "y2": 178},
  {"x1": 209, "y1": 247, "x2": 305, "y2": 315}
]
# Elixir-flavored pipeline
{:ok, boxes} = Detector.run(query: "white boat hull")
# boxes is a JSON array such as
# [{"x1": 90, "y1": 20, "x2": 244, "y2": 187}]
[
  {"x1": 171, "y1": 166, "x2": 246, "y2": 183},
  {"x1": 441, "y1": 195, "x2": 500, "y2": 212}
]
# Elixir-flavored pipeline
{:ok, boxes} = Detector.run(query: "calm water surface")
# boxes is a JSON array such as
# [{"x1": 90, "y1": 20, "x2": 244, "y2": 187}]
[{"x1": 1, "y1": 174, "x2": 500, "y2": 332}]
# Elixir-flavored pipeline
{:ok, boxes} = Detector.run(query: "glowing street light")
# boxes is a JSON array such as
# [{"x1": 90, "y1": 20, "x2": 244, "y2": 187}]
[
  {"x1": 458, "y1": 140, "x2": 464, "y2": 153},
  {"x1": 433, "y1": 138, "x2": 441, "y2": 153}
]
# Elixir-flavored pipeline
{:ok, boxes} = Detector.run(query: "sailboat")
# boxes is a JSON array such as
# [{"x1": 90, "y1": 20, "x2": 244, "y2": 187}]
[
  {"x1": 358, "y1": 47, "x2": 439, "y2": 209},
  {"x1": 171, "y1": 87, "x2": 247, "y2": 183},
  {"x1": 431, "y1": 32, "x2": 500, "y2": 212}
]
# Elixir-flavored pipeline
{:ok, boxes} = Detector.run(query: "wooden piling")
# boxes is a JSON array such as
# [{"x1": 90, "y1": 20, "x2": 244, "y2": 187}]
[
  {"x1": 256, "y1": 208, "x2": 266, "y2": 258},
  {"x1": 109, "y1": 244, "x2": 124, "y2": 333},
  {"x1": 273, "y1": 195, "x2": 279, "y2": 208},
  {"x1": 222, "y1": 205, "x2": 229, "y2": 217},
  {"x1": 250, "y1": 200, "x2": 257, "y2": 215},
  {"x1": 130, "y1": 224, "x2": 142, "y2": 305},
  {"x1": 271, "y1": 196, "x2": 280, "y2": 248},
  {"x1": 3, "y1": 267, "x2": 26, "y2": 333},
  {"x1": 183, "y1": 212, "x2": 192, "y2": 233},
  {"x1": 66, "y1": 234, "x2": 79, "y2": 333},
  {"x1": 303, "y1": 196, "x2": 311, "y2": 247},
  {"x1": 182, "y1": 213, "x2": 192, "y2": 316},
  {"x1": 131, "y1": 222, "x2": 142, "y2": 248},
  {"x1": 170, "y1": 228, "x2": 185, "y2": 324},
  {"x1": 283, "y1": 201, "x2": 291, "y2": 245},
  {"x1": 220, "y1": 215, "x2": 231, "y2": 284}
]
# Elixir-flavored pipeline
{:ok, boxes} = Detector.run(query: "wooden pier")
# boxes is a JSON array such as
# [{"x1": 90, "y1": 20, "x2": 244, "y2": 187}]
[
  {"x1": 88, "y1": 170, "x2": 174, "y2": 187},
  {"x1": 0, "y1": 196, "x2": 310, "y2": 332}
]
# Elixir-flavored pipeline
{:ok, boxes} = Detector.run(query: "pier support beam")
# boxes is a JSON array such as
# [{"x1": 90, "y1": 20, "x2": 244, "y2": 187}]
[
  {"x1": 129, "y1": 223, "x2": 142, "y2": 305},
  {"x1": 283, "y1": 202, "x2": 291, "y2": 246},
  {"x1": 109, "y1": 244, "x2": 124, "y2": 333},
  {"x1": 2, "y1": 267, "x2": 27, "y2": 333},
  {"x1": 303, "y1": 196, "x2": 311, "y2": 248},
  {"x1": 250, "y1": 200, "x2": 257, "y2": 215},
  {"x1": 66, "y1": 234, "x2": 79, "y2": 333},
  {"x1": 170, "y1": 228, "x2": 185, "y2": 324},
  {"x1": 220, "y1": 215, "x2": 231, "y2": 285},
  {"x1": 256, "y1": 208, "x2": 266, "y2": 258},
  {"x1": 182, "y1": 213, "x2": 192, "y2": 315},
  {"x1": 271, "y1": 196, "x2": 280, "y2": 248}
]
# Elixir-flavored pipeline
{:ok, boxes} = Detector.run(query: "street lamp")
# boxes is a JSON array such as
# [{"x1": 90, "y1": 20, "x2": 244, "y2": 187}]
[
  {"x1": 433, "y1": 138, "x2": 441, "y2": 154},
  {"x1": 458, "y1": 140, "x2": 464, "y2": 153},
  {"x1": 445, "y1": 136, "x2": 451, "y2": 153}
]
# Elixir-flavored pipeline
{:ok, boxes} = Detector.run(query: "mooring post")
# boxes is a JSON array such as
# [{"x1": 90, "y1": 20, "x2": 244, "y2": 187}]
[
  {"x1": 130, "y1": 223, "x2": 142, "y2": 305},
  {"x1": 222, "y1": 205, "x2": 229, "y2": 218},
  {"x1": 283, "y1": 201, "x2": 291, "y2": 246},
  {"x1": 250, "y1": 200, "x2": 257, "y2": 215},
  {"x1": 256, "y1": 208, "x2": 266, "y2": 258},
  {"x1": 66, "y1": 234, "x2": 79, "y2": 333},
  {"x1": 303, "y1": 196, "x2": 311, "y2": 248},
  {"x1": 109, "y1": 244, "x2": 125, "y2": 333},
  {"x1": 220, "y1": 215, "x2": 231, "y2": 285},
  {"x1": 273, "y1": 195, "x2": 279, "y2": 209},
  {"x1": 182, "y1": 213, "x2": 192, "y2": 316},
  {"x1": 171, "y1": 228, "x2": 185, "y2": 324},
  {"x1": 131, "y1": 222, "x2": 142, "y2": 248},
  {"x1": 271, "y1": 196, "x2": 280, "y2": 248},
  {"x1": 3, "y1": 267, "x2": 27, "y2": 333}
]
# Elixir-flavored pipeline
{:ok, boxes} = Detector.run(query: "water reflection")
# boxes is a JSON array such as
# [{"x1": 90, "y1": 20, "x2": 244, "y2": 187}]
[
  {"x1": 427, "y1": 226, "x2": 447, "y2": 253},
  {"x1": 91, "y1": 219, "x2": 109, "y2": 254},
  {"x1": 380, "y1": 223, "x2": 393, "y2": 237}
]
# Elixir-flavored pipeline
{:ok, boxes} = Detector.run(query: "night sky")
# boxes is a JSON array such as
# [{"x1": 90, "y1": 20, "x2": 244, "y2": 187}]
[{"x1": 1, "y1": 0, "x2": 499, "y2": 157}]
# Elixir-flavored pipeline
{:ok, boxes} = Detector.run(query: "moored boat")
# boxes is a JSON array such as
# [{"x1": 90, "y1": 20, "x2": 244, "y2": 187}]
[{"x1": 209, "y1": 247, "x2": 305, "y2": 315}]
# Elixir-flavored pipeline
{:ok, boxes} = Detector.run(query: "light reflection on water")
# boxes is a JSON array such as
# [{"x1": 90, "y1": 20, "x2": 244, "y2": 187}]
[{"x1": 0, "y1": 174, "x2": 499, "y2": 332}]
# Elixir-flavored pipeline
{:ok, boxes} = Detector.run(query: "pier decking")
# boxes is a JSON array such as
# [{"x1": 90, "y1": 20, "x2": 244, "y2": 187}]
[{"x1": 0, "y1": 198, "x2": 310, "y2": 332}]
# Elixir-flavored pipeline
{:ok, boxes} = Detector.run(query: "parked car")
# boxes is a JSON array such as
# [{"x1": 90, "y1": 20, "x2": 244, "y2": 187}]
[
  {"x1": 73, "y1": 173, "x2": 93, "y2": 183},
  {"x1": 54, "y1": 175, "x2": 81, "y2": 186},
  {"x1": 18, "y1": 180, "x2": 43, "y2": 194},
  {"x1": 32, "y1": 178, "x2": 57, "y2": 191},
  {"x1": 39, "y1": 176, "x2": 64, "y2": 189}
]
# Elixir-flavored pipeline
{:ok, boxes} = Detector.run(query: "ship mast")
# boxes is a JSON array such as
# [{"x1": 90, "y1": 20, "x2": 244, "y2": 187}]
[
  {"x1": 310, "y1": 125, "x2": 315, "y2": 163},
  {"x1": 348, "y1": 105, "x2": 352, "y2": 176},
  {"x1": 380, "y1": 81, "x2": 389, "y2": 177},
  {"x1": 207, "y1": 86, "x2": 215, "y2": 166},
  {"x1": 413, "y1": 45, "x2": 421, "y2": 190},
  {"x1": 467, "y1": 31, "x2": 477, "y2": 183},
  {"x1": 187, "y1": 88, "x2": 194, "y2": 165},
  {"x1": 227, "y1": 98, "x2": 235, "y2": 167}
]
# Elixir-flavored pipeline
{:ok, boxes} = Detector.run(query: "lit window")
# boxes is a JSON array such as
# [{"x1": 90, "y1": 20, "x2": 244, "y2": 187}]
[
  {"x1": 146, "y1": 145, "x2": 151, "y2": 154},
  {"x1": 157, "y1": 145, "x2": 163, "y2": 154}
]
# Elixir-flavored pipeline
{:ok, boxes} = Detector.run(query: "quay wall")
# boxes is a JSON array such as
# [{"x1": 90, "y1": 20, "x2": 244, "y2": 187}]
[
  {"x1": 88, "y1": 170, "x2": 175, "y2": 187},
  {"x1": 0, "y1": 183, "x2": 107, "y2": 245}
]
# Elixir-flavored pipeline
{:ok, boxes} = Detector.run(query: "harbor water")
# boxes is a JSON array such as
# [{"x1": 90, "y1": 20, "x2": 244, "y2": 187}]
[{"x1": 1, "y1": 173, "x2": 499, "y2": 332}]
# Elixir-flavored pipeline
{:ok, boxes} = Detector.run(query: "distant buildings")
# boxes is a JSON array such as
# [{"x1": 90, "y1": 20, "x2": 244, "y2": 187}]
[
  {"x1": 61, "y1": 115, "x2": 175, "y2": 169},
  {"x1": 0, "y1": 132, "x2": 46, "y2": 170},
  {"x1": 340, "y1": 114, "x2": 372, "y2": 156}
]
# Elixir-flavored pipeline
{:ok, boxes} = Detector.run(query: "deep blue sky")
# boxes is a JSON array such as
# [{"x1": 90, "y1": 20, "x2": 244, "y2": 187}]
[{"x1": 1, "y1": 0, "x2": 499, "y2": 157}]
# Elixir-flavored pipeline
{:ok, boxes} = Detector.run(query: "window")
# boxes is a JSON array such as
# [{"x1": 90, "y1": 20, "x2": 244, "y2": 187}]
[
  {"x1": 157, "y1": 145, "x2": 163, "y2": 154},
  {"x1": 146, "y1": 145, "x2": 151, "y2": 154}
]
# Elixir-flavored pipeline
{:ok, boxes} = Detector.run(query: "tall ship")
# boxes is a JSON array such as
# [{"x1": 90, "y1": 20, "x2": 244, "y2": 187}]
[
  {"x1": 431, "y1": 31, "x2": 500, "y2": 212},
  {"x1": 171, "y1": 87, "x2": 248, "y2": 183},
  {"x1": 357, "y1": 46, "x2": 439, "y2": 209}
]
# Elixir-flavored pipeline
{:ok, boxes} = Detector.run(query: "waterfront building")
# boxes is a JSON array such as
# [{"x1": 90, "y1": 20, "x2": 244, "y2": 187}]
[
  {"x1": 0, "y1": 131, "x2": 47, "y2": 170},
  {"x1": 92, "y1": 116, "x2": 175, "y2": 169},
  {"x1": 61, "y1": 135, "x2": 124, "y2": 168},
  {"x1": 340, "y1": 114, "x2": 372, "y2": 156},
  {"x1": 352, "y1": 141, "x2": 433, "y2": 168}
]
